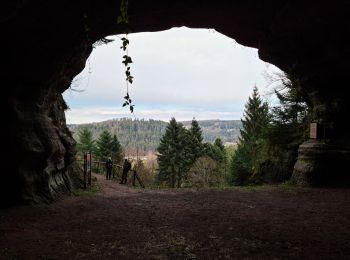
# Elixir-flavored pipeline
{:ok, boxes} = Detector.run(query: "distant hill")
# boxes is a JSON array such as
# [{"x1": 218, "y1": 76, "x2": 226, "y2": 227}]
[
  {"x1": 181, "y1": 119, "x2": 242, "y2": 144},
  {"x1": 68, "y1": 118, "x2": 241, "y2": 154}
]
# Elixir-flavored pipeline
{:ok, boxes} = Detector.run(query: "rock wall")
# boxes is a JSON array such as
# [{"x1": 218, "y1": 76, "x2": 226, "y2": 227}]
[
  {"x1": 292, "y1": 140, "x2": 350, "y2": 186},
  {"x1": 2, "y1": 0, "x2": 350, "y2": 205}
]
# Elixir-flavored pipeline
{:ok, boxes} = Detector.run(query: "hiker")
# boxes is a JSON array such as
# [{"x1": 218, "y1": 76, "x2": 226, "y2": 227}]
[
  {"x1": 120, "y1": 158, "x2": 131, "y2": 184},
  {"x1": 105, "y1": 157, "x2": 113, "y2": 180}
]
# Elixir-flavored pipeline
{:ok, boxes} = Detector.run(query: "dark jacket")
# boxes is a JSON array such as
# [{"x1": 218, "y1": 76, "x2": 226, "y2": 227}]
[
  {"x1": 105, "y1": 159, "x2": 113, "y2": 169},
  {"x1": 123, "y1": 160, "x2": 131, "y2": 172}
]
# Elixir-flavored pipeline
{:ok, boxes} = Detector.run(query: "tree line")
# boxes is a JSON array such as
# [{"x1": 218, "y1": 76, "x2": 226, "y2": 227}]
[
  {"x1": 76, "y1": 129, "x2": 124, "y2": 164},
  {"x1": 75, "y1": 72, "x2": 309, "y2": 187},
  {"x1": 157, "y1": 73, "x2": 309, "y2": 187},
  {"x1": 69, "y1": 118, "x2": 241, "y2": 155},
  {"x1": 156, "y1": 118, "x2": 227, "y2": 188},
  {"x1": 229, "y1": 73, "x2": 309, "y2": 185}
]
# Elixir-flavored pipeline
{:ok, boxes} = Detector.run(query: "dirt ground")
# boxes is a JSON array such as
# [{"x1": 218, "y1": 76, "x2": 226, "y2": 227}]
[{"x1": 1, "y1": 174, "x2": 350, "y2": 260}]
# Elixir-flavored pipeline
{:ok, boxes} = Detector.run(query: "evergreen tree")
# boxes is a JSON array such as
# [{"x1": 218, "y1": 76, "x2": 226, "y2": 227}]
[
  {"x1": 203, "y1": 138, "x2": 225, "y2": 163},
  {"x1": 214, "y1": 138, "x2": 225, "y2": 151},
  {"x1": 268, "y1": 74, "x2": 308, "y2": 146},
  {"x1": 189, "y1": 118, "x2": 203, "y2": 160},
  {"x1": 260, "y1": 73, "x2": 309, "y2": 182},
  {"x1": 214, "y1": 138, "x2": 226, "y2": 164},
  {"x1": 69, "y1": 118, "x2": 243, "y2": 155},
  {"x1": 95, "y1": 130, "x2": 113, "y2": 161},
  {"x1": 239, "y1": 86, "x2": 270, "y2": 146},
  {"x1": 230, "y1": 86, "x2": 270, "y2": 185},
  {"x1": 176, "y1": 127, "x2": 193, "y2": 186},
  {"x1": 229, "y1": 146, "x2": 250, "y2": 185},
  {"x1": 157, "y1": 118, "x2": 190, "y2": 188},
  {"x1": 77, "y1": 128, "x2": 95, "y2": 157},
  {"x1": 111, "y1": 134, "x2": 123, "y2": 163}
]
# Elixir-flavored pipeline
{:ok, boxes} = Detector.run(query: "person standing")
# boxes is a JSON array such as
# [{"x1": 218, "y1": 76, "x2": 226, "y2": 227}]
[
  {"x1": 105, "y1": 157, "x2": 113, "y2": 180},
  {"x1": 120, "y1": 158, "x2": 131, "y2": 184}
]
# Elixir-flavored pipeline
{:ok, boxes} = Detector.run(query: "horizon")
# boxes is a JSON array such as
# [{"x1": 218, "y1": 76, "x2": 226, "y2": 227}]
[{"x1": 66, "y1": 116, "x2": 242, "y2": 126}]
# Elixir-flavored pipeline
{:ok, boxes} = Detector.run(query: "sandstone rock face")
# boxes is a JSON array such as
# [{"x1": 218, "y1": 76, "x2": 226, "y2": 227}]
[
  {"x1": 5, "y1": 93, "x2": 78, "y2": 204},
  {"x1": 3, "y1": 0, "x2": 350, "y2": 205},
  {"x1": 292, "y1": 140, "x2": 350, "y2": 186}
]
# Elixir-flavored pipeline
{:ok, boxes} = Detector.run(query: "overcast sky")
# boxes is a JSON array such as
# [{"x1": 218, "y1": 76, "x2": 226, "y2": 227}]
[{"x1": 63, "y1": 27, "x2": 282, "y2": 124}]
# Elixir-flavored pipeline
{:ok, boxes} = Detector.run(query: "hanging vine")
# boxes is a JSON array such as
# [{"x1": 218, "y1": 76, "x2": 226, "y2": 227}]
[{"x1": 117, "y1": 0, "x2": 135, "y2": 113}]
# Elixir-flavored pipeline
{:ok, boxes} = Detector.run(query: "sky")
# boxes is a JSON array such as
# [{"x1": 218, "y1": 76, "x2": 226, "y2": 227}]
[{"x1": 63, "y1": 27, "x2": 282, "y2": 124}]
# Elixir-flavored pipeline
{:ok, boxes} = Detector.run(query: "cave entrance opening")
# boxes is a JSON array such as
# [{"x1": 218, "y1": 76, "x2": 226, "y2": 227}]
[{"x1": 63, "y1": 26, "x2": 283, "y2": 186}]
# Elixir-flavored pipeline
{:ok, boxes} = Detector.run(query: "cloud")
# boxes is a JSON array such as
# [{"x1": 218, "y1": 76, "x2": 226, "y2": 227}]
[{"x1": 63, "y1": 27, "x2": 282, "y2": 123}]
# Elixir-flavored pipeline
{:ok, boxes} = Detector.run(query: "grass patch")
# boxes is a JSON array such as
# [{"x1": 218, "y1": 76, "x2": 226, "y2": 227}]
[
  {"x1": 73, "y1": 181, "x2": 101, "y2": 197},
  {"x1": 140, "y1": 182, "x2": 300, "y2": 195}
]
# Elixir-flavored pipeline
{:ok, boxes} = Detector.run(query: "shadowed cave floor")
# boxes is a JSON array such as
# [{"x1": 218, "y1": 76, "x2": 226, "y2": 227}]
[{"x1": 1, "y1": 174, "x2": 350, "y2": 259}]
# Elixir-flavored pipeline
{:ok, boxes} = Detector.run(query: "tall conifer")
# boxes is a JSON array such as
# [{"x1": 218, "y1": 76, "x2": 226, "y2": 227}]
[
  {"x1": 188, "y1": 118, "x2": 204, "y2": 164},
  {"x1": 77, "y1": 128, "x2": 95, "y2": 157},
  {"x1": 157, "y1": 118, "x2": 182, "y2": 187},
  {"x1": 96, "y1": 130, "x2": 113, "y2": 161},
  {"x1": 230, "y1": 86, "x2": 270, "y2": 184},
  {"x1": 157, "y1": 118, "x2": 192, "y2": 188},
  {"x1": 111, "y1": 134, "x2": 123, "y2": 163}
]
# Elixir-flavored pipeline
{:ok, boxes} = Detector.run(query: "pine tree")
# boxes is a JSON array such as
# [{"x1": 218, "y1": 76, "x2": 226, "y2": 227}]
[
  {"x1": 269, "y1": 74, "x2": 308, "y2": 146},
  {"x1": 229, "y1": 146, "x2": 251, "y2": 185},
  {"x1": 230, "y1": 86, "x2": 270, "y2": 185},
  {"x1": 203, "y1": 138, "x2": 225, "y2": 164},
  {"x1": 261, "y1": 73, "x2": 309, "y2": 182},
  {"x1": 77, "y1": 128, "x2": 95, "y2": 157},
  {"x1": 214, "y1": 138, "x2": 225, "y2": 151},
  {"x1": 111, "y1": 134, "x2": 123, "y2": 163},
  {"x1": 239, "y1": 86, "x2": 269, "y2": 146},
  {"x1": 95, "y1": 130, "x2": 113, "y2": 161},
  {"x1": 177, "y1": 127, "x2": 193, "y2": 185},
  {"x1": 157, "y1": 118, "x2": 190, "y2": 188},
  {"x1": 187, "y1": 118, "x2": 204, "y2": 165},
  {"x1": 213, "y1": 138, "x2": 226, "y2": 163}
]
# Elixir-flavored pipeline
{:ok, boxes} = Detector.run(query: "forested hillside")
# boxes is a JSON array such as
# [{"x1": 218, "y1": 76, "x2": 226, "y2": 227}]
[
  {"x1": 182, "y1": 120, "x2": 241, "y2": 143},
  {"x1": 68, "y1": 118, "x2": 241, "y2": 154}
]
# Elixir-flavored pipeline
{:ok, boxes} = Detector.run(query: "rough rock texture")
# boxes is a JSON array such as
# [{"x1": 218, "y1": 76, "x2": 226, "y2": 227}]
[
  {"x1": 292, "y1": 140, "x2": 350, "y2": 186},
  {"x1": 3, "y1": 0, "x2": 350, "y2": 205}
]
